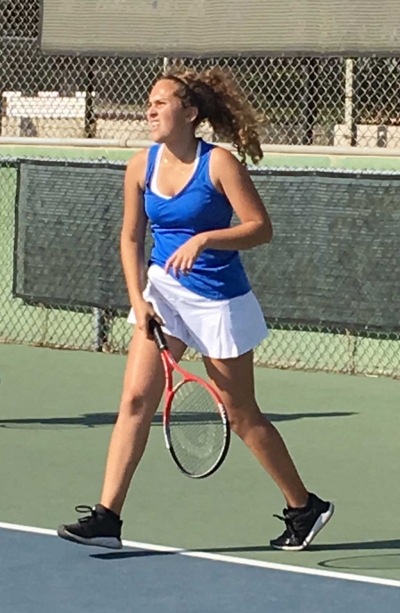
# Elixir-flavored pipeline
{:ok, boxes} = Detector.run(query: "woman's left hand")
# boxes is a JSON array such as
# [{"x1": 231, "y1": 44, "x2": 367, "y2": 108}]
[{"x1": 164, "y1": 235, "x2": 207, "y2": 278}]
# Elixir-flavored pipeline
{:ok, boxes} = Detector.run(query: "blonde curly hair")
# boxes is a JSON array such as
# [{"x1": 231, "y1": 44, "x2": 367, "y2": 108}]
[{"x1": 160, "y1": 67, "x2": 263, "y2": 165}]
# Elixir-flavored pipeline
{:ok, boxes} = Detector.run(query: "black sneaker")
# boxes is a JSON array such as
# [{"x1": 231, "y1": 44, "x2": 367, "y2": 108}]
[
  {"x1": 270, "y1": 493, "x2": 334, "y2": 551},
  {"x1": 57, "y1": 504, "x2": 123, "y2": 549}
]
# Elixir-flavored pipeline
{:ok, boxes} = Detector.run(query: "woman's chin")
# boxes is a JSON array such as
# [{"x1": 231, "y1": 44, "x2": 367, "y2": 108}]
[{"x1": 151, "y1": 130, "x2": 166, "y2": 143}]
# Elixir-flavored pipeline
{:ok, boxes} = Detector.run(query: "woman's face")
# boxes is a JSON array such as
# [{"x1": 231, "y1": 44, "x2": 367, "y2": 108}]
[{"x1": 146, "y1": 79, "x2": 197, "y2": 142}]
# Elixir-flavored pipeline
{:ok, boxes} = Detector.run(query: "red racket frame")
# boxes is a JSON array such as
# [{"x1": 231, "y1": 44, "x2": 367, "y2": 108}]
[{"x1": 150, "y1": 319, "x2": 230, "y2": 478}]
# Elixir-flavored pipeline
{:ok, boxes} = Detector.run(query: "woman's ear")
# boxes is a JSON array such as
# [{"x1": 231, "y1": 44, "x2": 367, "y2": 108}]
[{"x1": 185, "y1": 106, "x2": 199, "y2": 124}]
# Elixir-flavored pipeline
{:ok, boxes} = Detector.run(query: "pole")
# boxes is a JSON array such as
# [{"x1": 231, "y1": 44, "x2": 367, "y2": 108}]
[
  {"x1": 344, "y1": 58, "x2": 357, "y2": 147},
  {"x1": 84, "y1": 57, "x2": 97, "y2": 139},
  {"x1": 301, "y1": 58, "x2": 319, "y2": 146}
]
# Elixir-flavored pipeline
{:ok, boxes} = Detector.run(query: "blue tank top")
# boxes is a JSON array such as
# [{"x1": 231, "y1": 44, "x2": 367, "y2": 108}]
[{"x1": 144, "y1": 139, "x2": 251, "y2": 300}]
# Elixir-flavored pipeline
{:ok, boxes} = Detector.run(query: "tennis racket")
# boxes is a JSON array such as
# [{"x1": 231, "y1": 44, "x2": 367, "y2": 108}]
[{"x1": 149, "y1": 318, "x2": 230, "y2": 479}]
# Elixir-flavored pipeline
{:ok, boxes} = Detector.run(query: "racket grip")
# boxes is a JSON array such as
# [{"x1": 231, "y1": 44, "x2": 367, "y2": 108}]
[{"x1": 148, "y1": 318, "x2": 168, "y2": 350}]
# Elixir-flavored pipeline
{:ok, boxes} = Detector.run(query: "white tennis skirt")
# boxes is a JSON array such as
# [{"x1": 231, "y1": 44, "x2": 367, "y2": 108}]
[{"x1": 127, "y1": 265, "x2": 268, "y2": 359}]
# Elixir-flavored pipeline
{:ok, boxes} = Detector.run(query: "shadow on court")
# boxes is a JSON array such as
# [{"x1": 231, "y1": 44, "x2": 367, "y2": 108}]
[
  {"x1": 91, "y1": 549, "x2": 400, "y2": 573},
  {"x1": 90, "y1": 538, "x2": 400, "y2": 561},
  {"x1": 91, "y1": 550, "x2": 400, "y2": 572},
  {"x1": 91, "y1": 550, "x2": 178, "y2": 560},
  {"x1": 319, "y1": 553, "x2": 400, "y2": 571},
  {"x1": 0, "y1": 410, "x2": 357, "y2": 429},
  {"x1": 187, "y1": 539, "x2": 400, "y2": 554}
]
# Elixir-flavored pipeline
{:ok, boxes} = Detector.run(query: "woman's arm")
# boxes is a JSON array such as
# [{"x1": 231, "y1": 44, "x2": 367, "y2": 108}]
[
  {"x1": 120, "y1": 150, "x2": 149, "y2": 310},
  {"x1": 203, "y1": 146, "x2": 273, "y2": 250},
  {"x1": 164, "y1": 147, "x2": 273, "y2": 277}
]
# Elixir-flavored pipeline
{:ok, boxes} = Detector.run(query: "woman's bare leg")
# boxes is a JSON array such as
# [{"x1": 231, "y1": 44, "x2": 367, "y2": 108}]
[
  {"x1": 100, "y1": 327, "x2": 186, "y2": 515},
  {"x1": 203, "y1": 350, "x2": 308, "y2": 508}
]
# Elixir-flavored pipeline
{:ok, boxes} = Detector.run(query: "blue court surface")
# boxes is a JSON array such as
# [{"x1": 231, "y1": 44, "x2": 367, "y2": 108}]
[{"x1": 1, "y1": 525, "x2": 399, "y2": 613}]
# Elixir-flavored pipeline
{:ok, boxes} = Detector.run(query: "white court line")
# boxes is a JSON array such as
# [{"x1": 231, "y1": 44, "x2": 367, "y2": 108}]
[{"x1": 1, "y1": 521, "x2": 399, "y2": 589}]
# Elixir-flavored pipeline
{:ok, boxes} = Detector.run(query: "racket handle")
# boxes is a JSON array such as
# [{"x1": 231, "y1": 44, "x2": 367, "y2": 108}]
[{"x1": 148, "y1": 318, "x2": 168, "y2": 350}]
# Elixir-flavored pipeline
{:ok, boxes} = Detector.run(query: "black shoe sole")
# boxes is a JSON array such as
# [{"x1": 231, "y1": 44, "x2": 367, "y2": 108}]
[{"x1": 57, "y1": 526, "x2": 123, "y2": 550}]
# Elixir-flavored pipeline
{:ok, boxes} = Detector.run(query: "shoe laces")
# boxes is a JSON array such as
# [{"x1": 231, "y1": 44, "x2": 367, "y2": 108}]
[
  {"x1": 274, "y1": 503, "x2": 312, "y2": 534},
  {"x1": 75, "y1": 505, "x2": 97, "y2": 524},
  {"x1": 273, "y1": 513, "x2": 296, "y2": 537}
]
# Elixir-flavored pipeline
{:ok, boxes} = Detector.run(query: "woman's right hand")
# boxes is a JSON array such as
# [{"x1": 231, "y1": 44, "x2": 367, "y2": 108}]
[{"x1": 134, "y1": 299, "x2": 164, "y2": 339}]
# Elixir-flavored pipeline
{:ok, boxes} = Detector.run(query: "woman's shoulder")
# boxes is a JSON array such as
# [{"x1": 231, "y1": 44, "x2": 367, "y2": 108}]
[
  {"x1": 126, "y1": 148, "x2": 149, "y2": 169},
  {"x1": 207, "y1": 145, "x2": 253, "y2": 193},
  {"x1": 200, "y1": 140, "x2": 239, "y2": 169},
  {"x1": 125, "y1": 148, "x2": 150, "y2": 190},
  {"x1": 208, "y1": 145, "x2": 244, "y2": 175}
]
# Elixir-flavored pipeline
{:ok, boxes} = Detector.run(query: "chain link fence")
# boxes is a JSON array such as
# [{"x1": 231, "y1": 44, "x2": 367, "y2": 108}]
[
  {"x1": 1, "y1": 155, "x2": 399, "y2": 378},
  {"x1": 1, "y1": 2, "x2": 399, "y2": 378},
  {"x1": 2, "y1": 1, "x2": 400, "y2": 148}
]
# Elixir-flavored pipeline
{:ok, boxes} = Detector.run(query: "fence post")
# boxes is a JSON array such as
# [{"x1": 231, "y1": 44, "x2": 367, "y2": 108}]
[
  {"x1": 84, "y1": 57, "x2": 97, "y2": 139},
  {"x1": 345, "y1": 58, "x2": 357, "y2": 147},
  {"x1": 301, "y1": 57, "x2": 319, "y2": 146}
]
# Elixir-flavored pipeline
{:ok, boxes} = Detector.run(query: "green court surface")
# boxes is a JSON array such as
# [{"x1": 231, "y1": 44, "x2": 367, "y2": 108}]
[{"x1": 0, "y1": 343, "x2": 399, "y2": 582}]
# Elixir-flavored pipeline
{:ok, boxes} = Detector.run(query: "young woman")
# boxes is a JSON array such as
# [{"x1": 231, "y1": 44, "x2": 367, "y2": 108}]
[{"x1": 58, "y1": 68, "x2": 334, "y2": 551}]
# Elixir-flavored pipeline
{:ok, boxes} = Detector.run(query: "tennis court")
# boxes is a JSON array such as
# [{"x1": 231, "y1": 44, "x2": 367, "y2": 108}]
[
  {"x1": 1, "y1": 130, "x2": 400, "y2": 613},
  {"x1": 0, "y1": 340, "x2": 399, "y2": 611},
  {"x1": 2, "y1": 1, "x2": 400, "y2": 609}
]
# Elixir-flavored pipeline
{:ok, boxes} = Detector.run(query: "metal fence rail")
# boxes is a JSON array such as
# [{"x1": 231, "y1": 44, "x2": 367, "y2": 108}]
[{"x1": 1, "y1": 2, "x2": 400, "y2": 148}]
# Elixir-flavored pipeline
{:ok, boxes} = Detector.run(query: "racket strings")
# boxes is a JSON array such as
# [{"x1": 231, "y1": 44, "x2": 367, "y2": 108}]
[{"x1": 169, "y1": 380, "x2": 227, "y2": 476}]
